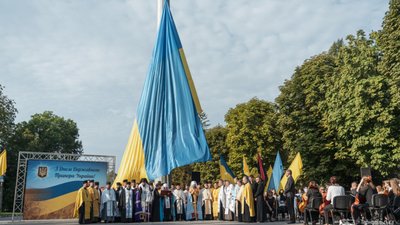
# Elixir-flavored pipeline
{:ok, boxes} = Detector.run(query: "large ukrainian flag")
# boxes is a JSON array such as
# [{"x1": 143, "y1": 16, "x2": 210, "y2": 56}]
[{"x1": 114, "y1": 2, "x2": 211, "y2": 183}]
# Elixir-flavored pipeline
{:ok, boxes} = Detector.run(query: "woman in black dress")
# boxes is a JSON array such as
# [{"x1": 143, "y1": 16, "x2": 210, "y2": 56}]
[{"x1": 304, "y1": 181, "x2": 321, "y2": 225}]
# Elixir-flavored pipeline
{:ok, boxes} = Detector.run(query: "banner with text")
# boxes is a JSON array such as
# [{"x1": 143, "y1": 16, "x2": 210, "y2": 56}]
[{"x1": 24, "y1": 159, "x2": 107, "y2": 220}]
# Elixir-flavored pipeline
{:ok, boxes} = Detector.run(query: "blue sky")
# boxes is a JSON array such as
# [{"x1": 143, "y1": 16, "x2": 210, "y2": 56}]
[{"x1": 0, "y1": 0, "x2": 389, "y2": 167}]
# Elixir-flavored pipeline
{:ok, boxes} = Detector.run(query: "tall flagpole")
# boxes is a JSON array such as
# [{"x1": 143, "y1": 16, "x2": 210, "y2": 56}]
[
  {"x1": 157, "y1": 0, "x2": 169, "y2": 28},
  {"x1": 157, "y1": 0, "x2": 171, "y2": 187}
]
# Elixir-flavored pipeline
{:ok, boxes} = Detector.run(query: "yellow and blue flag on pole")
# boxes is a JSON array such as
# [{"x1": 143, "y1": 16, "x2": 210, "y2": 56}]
[
  {"x1": 114, "y1": 2, "x2": 211, "y2": 183},
  {"x1": 220, "y1": 155, "x2": 235, "y2": 183},
  {"x1": 280, "y1": 152, "x2": 303, "y2": 190},
  {"x1": 243, "y1": 156, "x2": 251, "y2": 176},
  {"x1": 0, "y1": 149, "x2": 7, "y2": 176},
  {"x1": 264, "y1": 165, "x2": 273, "y2": 192},
  {"x1": 268, "y1": 151, "x2": 284, "y2": 191}
]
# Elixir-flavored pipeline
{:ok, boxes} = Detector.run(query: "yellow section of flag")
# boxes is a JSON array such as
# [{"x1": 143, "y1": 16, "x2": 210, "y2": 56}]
[
  {"x1": 264, "y1": 165, "x2": 273, "y2": 192},
  {"x1": 219, "y1": 163, "x2": 235, "y2": 183},
  {"x1": 179, "y1": 48, "x2": 203, "y2": 114},
  {"x1": 243, "y1": 156, "x2": 251, "y2": 176},
  {"x1": 0, "y1": 150, "x2": 7, "y2": 176},
  {"x1": 112, "y1": 120, "x2": 147, "y2": 188},
  {"x1": 280, "y1": 152, "x2": 303, "y2": 190}
]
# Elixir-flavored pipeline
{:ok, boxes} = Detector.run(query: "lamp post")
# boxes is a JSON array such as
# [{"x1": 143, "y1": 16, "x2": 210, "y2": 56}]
[{"x1": 0, "y1": 176, "x2": 3, "y2": 212}]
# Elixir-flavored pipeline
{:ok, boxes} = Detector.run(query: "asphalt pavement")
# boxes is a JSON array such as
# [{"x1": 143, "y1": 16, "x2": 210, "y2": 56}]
[{"x1": 0, "y1": 219, "x2": 303, "y2": 225}]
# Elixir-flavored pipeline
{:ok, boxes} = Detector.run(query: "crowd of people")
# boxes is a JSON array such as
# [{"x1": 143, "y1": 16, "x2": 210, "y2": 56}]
[
  {"x1": 293, "y1": 176, "x2": 400, "y2": 225},
  {"x1": 74, "y1": 170, "x2": 400, "y2": 225}
]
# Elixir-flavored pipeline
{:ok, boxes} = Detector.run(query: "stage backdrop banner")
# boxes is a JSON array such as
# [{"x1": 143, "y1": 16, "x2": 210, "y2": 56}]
[{"x1": 23, "y1": 159, "x2": 107, "y2": 220}]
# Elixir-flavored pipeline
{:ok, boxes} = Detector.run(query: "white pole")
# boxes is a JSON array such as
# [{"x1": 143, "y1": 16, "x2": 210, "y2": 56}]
[
  {"x1": 157, "y1": 0, "x2": 169, "y2": 28},
  {"x1": 156, "y1": 0, "x2": 171, "y2": 187},
  {"x1": 0, "y1": 176, "x2": 3, "y2": 212}
]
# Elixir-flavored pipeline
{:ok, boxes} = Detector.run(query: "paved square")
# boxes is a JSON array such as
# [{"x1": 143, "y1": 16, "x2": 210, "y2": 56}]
[{"x1": 1, "y1": 220, "x2": 302, "y2": 225}]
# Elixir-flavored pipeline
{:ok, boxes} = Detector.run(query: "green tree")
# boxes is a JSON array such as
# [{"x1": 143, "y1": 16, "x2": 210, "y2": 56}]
[
  {"x1": 378, "y1": 0, "x2": 400, "y2": 107},
  {"x1": 225, "y1": 98, "x2": 281, "y2": 177},
  {"x1": 323, "y1": 30, "x2": 399, "y2": 177},
  {"x1": 3, "y1": 111, "x2": 83, "y2": 211},
  {"x1": 0, "y1": 85, "x2": 17, "y2": 148},
  {"x1": 0, "y1": 85, "x2": 17, "y2": 211},
  {"x1": 170, "y1": 165, "x2": 192, "y2": 186},
  {"x1": 276, "y1": 50, "x2": 341, "y2": 184},
  {"x1": 10, "y1": 111, "x2": 83, "y2": 154},
  {"x1": 377, "y1": 0, "x2": 400, "y2": 177},
  {"x1": 192, "y1": 125, "x2": 228, "y2": 182}
]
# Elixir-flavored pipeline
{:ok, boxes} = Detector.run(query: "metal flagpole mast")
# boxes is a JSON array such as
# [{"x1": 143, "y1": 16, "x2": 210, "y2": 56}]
[
  {"x1": 157, "y1": 0, "x2": 172, "y2": 187},
  {"x1": 0, "y1": 176, "x2": 3, "y2": 212},
  {"x1": 157, "y1": 0, "x2": 169, "y2": 28}
]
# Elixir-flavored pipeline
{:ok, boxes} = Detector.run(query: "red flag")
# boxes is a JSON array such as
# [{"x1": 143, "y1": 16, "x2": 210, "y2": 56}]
[{"x1": 257, "y1": 153, "x2": 266, "y2": 181}]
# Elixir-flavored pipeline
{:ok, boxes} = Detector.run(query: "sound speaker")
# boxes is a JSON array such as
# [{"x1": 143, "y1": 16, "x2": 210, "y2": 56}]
[
  {"x1": 191, "y1": 172, "x2": 200, "y2": 184},
  {"x1": 360, "y1": 167, "x2": 371, "y2": 177}
]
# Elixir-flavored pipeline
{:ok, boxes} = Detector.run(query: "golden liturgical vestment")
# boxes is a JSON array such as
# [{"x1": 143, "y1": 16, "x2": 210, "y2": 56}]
[
  {"x1": 74, "y1": 187, "x2": 91, "y2": 219},
  {"x1": 240, "y1": 183, "x2": 255, "y2": 217},
  {"x1": 87, "y1": 187, "x2": 100, "y2": 218},
  {"x1": 212, "y1": 187, "x2": 220, "y2": 217}
]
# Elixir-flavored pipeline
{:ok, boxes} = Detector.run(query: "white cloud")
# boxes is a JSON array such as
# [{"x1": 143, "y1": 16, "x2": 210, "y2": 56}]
[{"x1": 0, "y1": 0, "x2": 389, "y2": 167}]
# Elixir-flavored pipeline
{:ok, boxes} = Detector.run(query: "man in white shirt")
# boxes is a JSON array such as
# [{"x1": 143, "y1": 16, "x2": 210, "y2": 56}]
[{"x1": 324, "y1": 176, "x2": 345, "y2": 225}]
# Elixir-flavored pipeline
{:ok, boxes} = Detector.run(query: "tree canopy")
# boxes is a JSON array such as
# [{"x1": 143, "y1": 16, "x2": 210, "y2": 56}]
[
  {"x1": 0, "y1": 85, "x2": 17, "y2": 149},
  {"x1": 225, "y1": 98, "x2": 281, "y2": 176},
  {"x1": 172, "y1": 0, "x2": 400, "y2": 185},
  {"x1": 0, "y1": 104, "x2": 83, "y2": 210}
]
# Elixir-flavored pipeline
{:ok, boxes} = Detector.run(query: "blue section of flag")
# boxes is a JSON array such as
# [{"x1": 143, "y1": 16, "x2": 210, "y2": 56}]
[
  {"x1": 26, "y1": 181, "x2": 82, "y2": 201},
  {"x1": 136, "y1": 2, "x2": 211, "y2": 180},
  {"x1": 268, "y1": 151, "x2": 284, "y2": 191}
]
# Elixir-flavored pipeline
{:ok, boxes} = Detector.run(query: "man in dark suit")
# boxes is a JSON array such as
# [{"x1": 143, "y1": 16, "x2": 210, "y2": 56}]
[
  {"x1": 284, "y1": 169, "x2": 296, "y2": 224},
  {"x1": 249, "y1": 175, "x2": 258, "y2": 196},
  {"x1": 254, "y1": 176, "x2": 266, "y2": 222}
]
